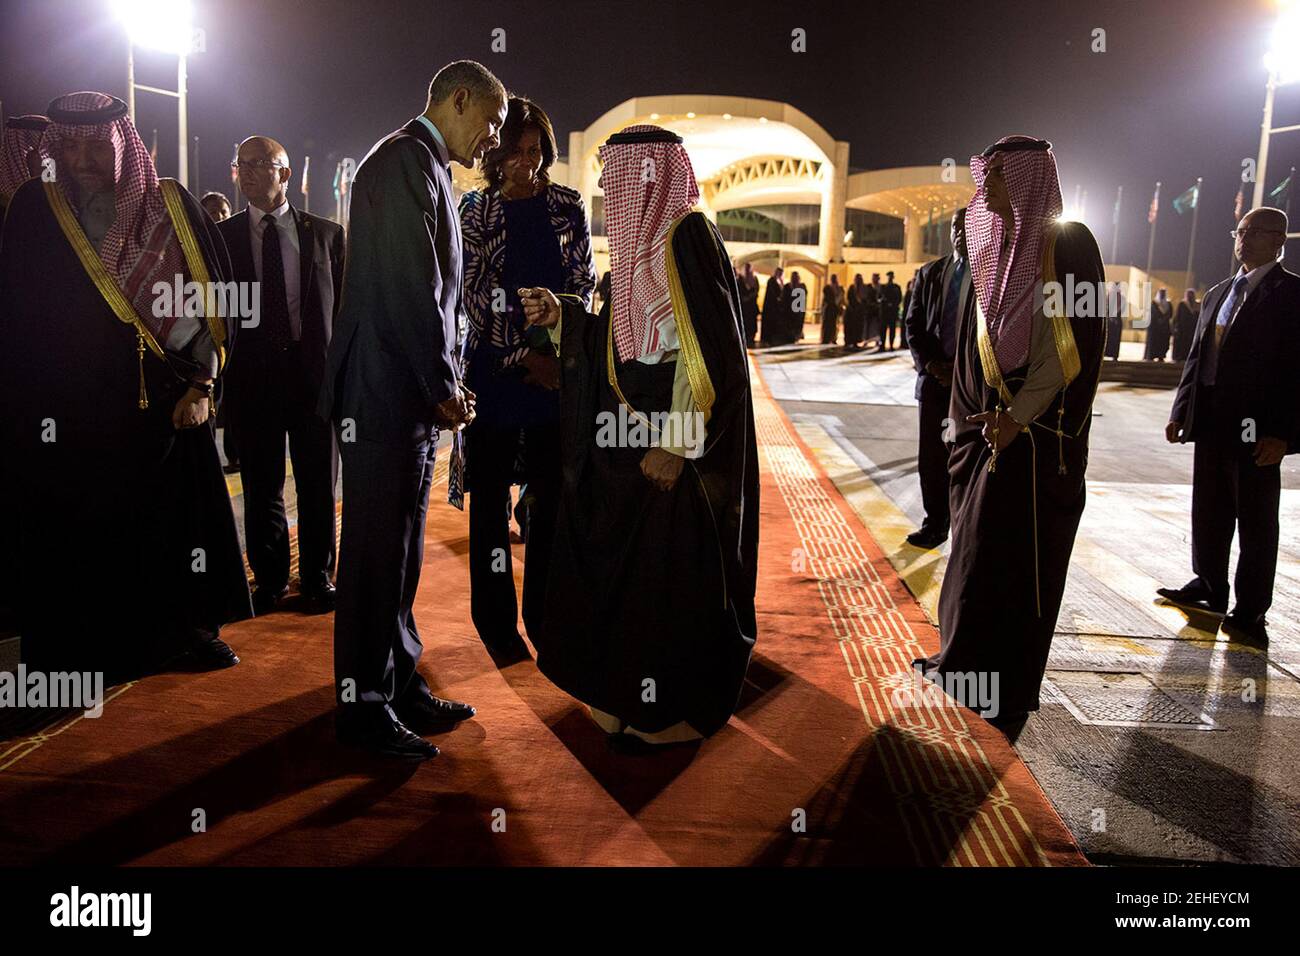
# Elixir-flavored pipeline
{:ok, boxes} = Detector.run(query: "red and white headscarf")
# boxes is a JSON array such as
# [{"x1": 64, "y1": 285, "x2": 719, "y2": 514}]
[
  {"x1": 598, "y1": 124, "x2": 700, "y2": 362},
  {"x1": 41, "y1": 91, "x2": 188, "y2": 347},
  {"x1": 967, "y1": 135, "x2": 1062, "y2": 374},
  {"x1": 0, "y1": 114, "x2": 49, "y2": 201}
]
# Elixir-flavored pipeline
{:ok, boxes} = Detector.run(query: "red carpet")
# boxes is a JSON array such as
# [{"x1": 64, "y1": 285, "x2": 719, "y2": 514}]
[{"x1": 0, "y1": 362, "x2": 1085, "y2": 865}]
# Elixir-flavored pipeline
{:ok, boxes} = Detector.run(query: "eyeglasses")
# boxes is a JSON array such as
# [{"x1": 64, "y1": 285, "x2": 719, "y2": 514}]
[
  {"x1": 231, "y1": 159, "x2": 285, "y2": 172},
  {"x1": 1229, "y1": 227, "x2": 1285, "y2": 239}
]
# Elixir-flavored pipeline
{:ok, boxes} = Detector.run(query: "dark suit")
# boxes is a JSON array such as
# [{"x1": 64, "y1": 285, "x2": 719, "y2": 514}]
[
  {"x1": 1169, "y1": 261, "x2": 1300, "y2": 618},
  {"x1": 319, "y1": 118, "x2": 463, "y2": 713},
  {"x1": 879, "y1": 280, "x2": 902, "y2": 349},
  {"x1": 218, "y1": 206, "x2": 343, "y2": 596},
  {"x1": 905, "y1": 254, "x2": 967, "y2": 537}
]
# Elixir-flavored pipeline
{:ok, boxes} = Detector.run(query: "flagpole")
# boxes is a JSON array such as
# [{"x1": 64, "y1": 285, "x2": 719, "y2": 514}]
[
  {"x1": 1184, "y1": 177, "x2": 1202, "y2": 290},
  {"x1": 1111, "y1": 186, "x2": 1123, "y2": 263},
  {"x1": 1146, "y1": 181, "x2": 1161, "y2": 276},
  {"x1": 1231, "y1": 182, "x2": 1244, "y2": 275},
  {"x1": 301, "y1": 155, "x2": 310, "y2": 214}
]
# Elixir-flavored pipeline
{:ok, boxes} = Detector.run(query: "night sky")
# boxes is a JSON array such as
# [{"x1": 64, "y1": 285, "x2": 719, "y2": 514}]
[{"x1": 3, "y1": 0, "x2": 1297, "y2": 282}]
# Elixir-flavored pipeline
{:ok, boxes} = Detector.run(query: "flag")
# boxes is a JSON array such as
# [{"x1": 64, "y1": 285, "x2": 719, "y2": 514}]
[
  {"x1": 149, "y1": 128, "x2": 158, "y2": 166},
  {"x1": 1173, "y1": 182, "x2": 1199, "y2": 215},
  {"x1": 332, "y1": 161, "x2": 342, "y2": 202},
  {"x1": 230, "y1": 142, "x2": 239, "y2": 184},
  {"x1": 1233, "y1": 182, "x2": 1245, "y2": 221},
  {"x1": 1268, "y1": 167, "x2": 1294, "y2": 214},
  {"x1": 1112, "y1": 186, "x2": 1122, "y2": 225},
  {"x1": 1147, "y1": 182, "x2": 1161, "y2": 224},
  {"x1": 301, "y1": 155, "x2": 310, "y2": 196}
]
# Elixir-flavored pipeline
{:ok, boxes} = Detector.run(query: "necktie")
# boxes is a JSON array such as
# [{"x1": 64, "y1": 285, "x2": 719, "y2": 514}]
[
  {"x1": 261, "y1": 213, "x2": 292, "y2": 351},
  {"x1": 940, "y1": 258, "x2": 966, "y2": 358},
  {"x1": 1214, "y1": 274, "x2": 1250, "y2": 352}
]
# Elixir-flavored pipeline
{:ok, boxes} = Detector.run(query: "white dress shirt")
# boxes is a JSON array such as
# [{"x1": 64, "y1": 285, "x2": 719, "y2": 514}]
[
  {"x1": 248, "y1": 198, "x2": 303, "y2": 341},
  {"x1": 1200, "y1": 260, "x2": 1278, "y2": 386}
]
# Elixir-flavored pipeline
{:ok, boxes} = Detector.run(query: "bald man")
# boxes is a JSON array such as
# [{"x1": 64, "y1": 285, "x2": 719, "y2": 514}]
[
  {"x1": 218, "y1": 135, "x2": 345, "y2": 616},
  {"x1": 1159, "y1": 206, "x2": 1300, "y2": 648}
]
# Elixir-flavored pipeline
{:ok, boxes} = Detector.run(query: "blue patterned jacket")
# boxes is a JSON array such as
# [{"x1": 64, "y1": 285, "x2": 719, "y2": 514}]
[{"x1": 449, "y1": 181, "x2": 597, "y2": 509}]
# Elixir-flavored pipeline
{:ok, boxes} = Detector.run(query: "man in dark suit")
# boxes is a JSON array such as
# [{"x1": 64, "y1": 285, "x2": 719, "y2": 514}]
[
  {"x1": 904, "y1": 209, "x2": 969, "y2": 549},
  {"x1": 1158, "y1": 206, "x2": 1300, "y2": 648},
  {"x1": 879, "y1": 270, "x2": 903, "y2": 350},
  {"x1": 220, "y1": 136, "x2": 343, "y2": 616},
  {"x1": 319, "y1": 60, "x2": 506, "y2": 759}
]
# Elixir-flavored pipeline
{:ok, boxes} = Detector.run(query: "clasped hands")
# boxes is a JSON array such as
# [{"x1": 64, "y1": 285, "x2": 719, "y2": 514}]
[
  {"x1": 968, "y1": 408, "x2": 1021, "y2": 453},
  {"x1": 172, "y1": 384, "x2": 212, "y2": 430},
  {"x1": 434, "y1": 384, "x2": 477, "y2": 432}
]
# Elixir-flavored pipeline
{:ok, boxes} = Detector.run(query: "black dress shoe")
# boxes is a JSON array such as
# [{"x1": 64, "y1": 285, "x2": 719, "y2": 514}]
[
  {"x1": 1155, "y1": 582, "x2": 1227, "y2": 614},
  {"x1": 395, "y1": 692, "x2": 476, "y2": 733},
  {"x1": 1220, "y1": 612, "x2": 1269, "y2": 648},
  {"x1": 301, "y1": 581, "x2": 336, "y2": 614},
  {"x1": 165, "y1": 635, "x2": 240, "y2": 672},
  {"x1": 251, "y1": 585, "x2": 289, "y2": 616},
  {"x1": 906, "y1": 528, "x2": 948, "y2": 549},
  {"x1": 337, "y1": 709, "x2": 439, "y2": 760}
]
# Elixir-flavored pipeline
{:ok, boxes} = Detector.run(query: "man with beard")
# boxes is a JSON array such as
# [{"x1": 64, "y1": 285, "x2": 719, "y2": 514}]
[
  {"x1": 0, "y1": 92, "x2": 249, "y2": 679},
  {"x1": 916, "y1": 136, "x2": 1106, "y2": 742},
  {"x1": 519, "y1": 125, "x2": 758, "y2": 747}
]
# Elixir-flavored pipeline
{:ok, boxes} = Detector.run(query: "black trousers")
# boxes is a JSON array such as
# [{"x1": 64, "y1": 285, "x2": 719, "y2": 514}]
[
  {"x1": 879, "y1": 310, "x2": 898, "y2": 347},
  {"x1": 916, "y1": 374, "x2": 951, "y2": 536},
  {"x1": 1190, "y1": 397, "x2": 1281, "y2": 618},
  {"x1": 333, "y1": 434, "x2": 437, "y2": 708},
  {"x1": 467, "y1": 419, "x2": 560, "y2": 647},
  {"x1": 234, "y1": 347, "x2": 338, "y2": 593}
]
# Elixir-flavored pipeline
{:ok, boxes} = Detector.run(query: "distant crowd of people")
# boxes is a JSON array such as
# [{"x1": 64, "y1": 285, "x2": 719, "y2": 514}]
[{"x1": 729, "y1": 262, "x2": 910, "y2": 352}]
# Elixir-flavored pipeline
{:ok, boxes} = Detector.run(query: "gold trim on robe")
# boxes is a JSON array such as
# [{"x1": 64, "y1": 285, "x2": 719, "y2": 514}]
[
  {"x1": 160, "y1": 178, "x2": 226, "y2": 374},
  {"x1": 1038, "y1": 222, "x2": 1081, "y2": 386},
  {"x1": 44, "y1": 181, "x2": 165, "y2": 408},
  {"x1": 605, "y1": 210, "x2": 717, "y2": 426}
]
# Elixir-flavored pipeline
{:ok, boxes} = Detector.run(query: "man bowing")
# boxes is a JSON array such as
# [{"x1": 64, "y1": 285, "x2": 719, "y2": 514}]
[{"x1": 320, "y1": 61, "x2": 506, "y2": 759}]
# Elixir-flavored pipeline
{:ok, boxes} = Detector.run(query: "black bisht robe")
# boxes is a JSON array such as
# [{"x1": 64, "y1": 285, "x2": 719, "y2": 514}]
[
  {"x1": 535, "y1": 212, "x2": 759, "y2": 737},
  {"x1": 922, "y1": 221, "x2": 1106, "y2": 717},
  {"x1": 0, "y1": 178, "x2": 251, "y2": 678},
  {"x1": 1144, "y1": 301, "x2": 1172, "y2": 359}
]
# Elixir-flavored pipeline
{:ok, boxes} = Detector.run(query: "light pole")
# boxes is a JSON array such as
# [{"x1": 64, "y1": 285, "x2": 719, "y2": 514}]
[
  {"x1": 115, "y1": 0, "x2": 196, "y2": 188},
  {"x1": 1254, "y1": 0, "x2": 1300, "y2": 238}
]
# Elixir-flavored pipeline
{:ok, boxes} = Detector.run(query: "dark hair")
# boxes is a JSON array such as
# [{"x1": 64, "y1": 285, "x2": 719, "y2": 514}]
[
  {"x1": 427, "y1": 60, "x2": 505, "y2": 106},
  {"x1": 479, "y1": 96, "x2": 557, "y2": 190},
  {"x1": 201, "y1": 191, "x2": 230, "y2": 207}
]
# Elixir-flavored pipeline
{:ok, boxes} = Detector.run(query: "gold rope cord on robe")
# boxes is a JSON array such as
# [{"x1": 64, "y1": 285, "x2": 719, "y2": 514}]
[
  {"x1": 160, "y1": 178, "x2": 226, "y2": 375},
  {"x1": 44, "y1": 181, "x2": 165, "y2": 408}
]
